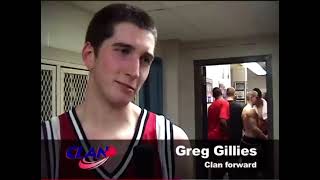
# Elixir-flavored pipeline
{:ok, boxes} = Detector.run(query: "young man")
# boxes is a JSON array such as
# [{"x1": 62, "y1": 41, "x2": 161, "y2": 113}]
[
  {"x1": 41, "y1": 3, "x2": 191, "y2": 179},
  {"x1": 242, "y1": 91, "x2": 267, "y2": 140},
  {"x1": 240, "y1": 91, "x2": 267, "y2": 179},
  {"x1": 207, "y1": 87, "x2": 230, "y2": 179},
  {"x1": 225, "y1": 87, "x2": 244, "y2": 179},
  {"x1": 253, "y1": 88, "x2": 268, "y2": 134},
  {"x1": 207, "y1": 87, "x2": 230, "y2": 141},
  {"x1": 226, "y1": 87, "x2": 244, "y2": 144}
]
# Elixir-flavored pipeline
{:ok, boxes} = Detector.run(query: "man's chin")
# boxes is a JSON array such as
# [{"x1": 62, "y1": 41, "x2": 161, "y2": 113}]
[{"x1": 110, "y1": 97, "x2": 134, "y2": 107}]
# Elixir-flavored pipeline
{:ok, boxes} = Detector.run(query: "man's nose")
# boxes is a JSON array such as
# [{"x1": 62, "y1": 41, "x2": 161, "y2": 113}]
[{"x1": 125, "y1": 55, "x2": 140, "y2": 79}]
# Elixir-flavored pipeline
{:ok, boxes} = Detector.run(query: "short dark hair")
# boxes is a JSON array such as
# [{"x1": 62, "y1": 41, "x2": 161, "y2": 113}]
[
  {"x1": 212, "y1": 87, "x2": 222, "y2": 99},
  {"x1": 253, "y1": 88, "x2": 262, "y2": 98},
  {"x1": 85, "y1": 3, "x2": 157, "y2": 56}
]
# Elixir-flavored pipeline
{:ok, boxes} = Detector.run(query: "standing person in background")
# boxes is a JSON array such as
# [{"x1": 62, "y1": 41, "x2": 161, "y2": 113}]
[
  {"x1": 226, "y1": 87, "x2": 244, "y2": 144},
  {"x1": 208, "y1": 87, "x2": 230, "y2": 140},
  {"x1": 226, "y1": 87, "x2": 244, "y2": 179},
  {"x1": 207, "y1": 87, "x2": 230, "y2": 179},
  {"x1": 241, "y1": 90, "x2": 267, "y2": 179},
  {"x1": 253, "y1": 88, "x2": 268, "y2": 135}
]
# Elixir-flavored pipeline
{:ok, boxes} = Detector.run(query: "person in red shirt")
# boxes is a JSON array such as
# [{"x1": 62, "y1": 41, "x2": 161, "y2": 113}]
[
  {"x1": 207, "y1": 87, "x2": 230, "y2": 140},
  {"x1": 207, "y1": 87, "x2": 230, "y2": 179}
]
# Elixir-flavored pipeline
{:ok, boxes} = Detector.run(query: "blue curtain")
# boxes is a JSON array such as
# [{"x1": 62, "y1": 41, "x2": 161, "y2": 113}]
[{"x1": 139, "y1": 57, "x2": 163, "y2": 114}]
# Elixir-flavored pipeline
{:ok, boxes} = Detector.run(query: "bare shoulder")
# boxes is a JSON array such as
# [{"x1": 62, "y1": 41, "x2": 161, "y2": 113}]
[
  {"x1": 242, "y1": 106, "x2": 249, "y2": 116},
  {"x1": 243, "y1": 106, "x2": 254, "y2": 115},
  {"x1": 172, "y1": 124, "x2": 189, "y2": 140},
  {"x1": 247, "y1": 107, "x2": 258, "y2": 116}
]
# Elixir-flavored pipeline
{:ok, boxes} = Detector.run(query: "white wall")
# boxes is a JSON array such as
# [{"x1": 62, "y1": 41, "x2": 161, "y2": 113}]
[
  {"x1": 41, "y1": 46, "x2": 83, "y2": 65},
  {"x1": 157, "y1": 40, "x2": 180, "y2": 125},
  {"x1": 247, "y1": 69, "x2": 267, "y2": 93},
  {"x1": 206, "y1": 65, "x2": 231, "y2": 88},
  {"x1": 231, "y1": 64, "x2": 247, "y2": 83},
  {"x1": 41, "y1": 1, "x2": 91, "y2": 63}
]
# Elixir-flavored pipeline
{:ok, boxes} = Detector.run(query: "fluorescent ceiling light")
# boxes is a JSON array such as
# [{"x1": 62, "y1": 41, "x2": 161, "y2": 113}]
[{"x1": 241, "y1": 62, "x2": 266, "y2": 75}]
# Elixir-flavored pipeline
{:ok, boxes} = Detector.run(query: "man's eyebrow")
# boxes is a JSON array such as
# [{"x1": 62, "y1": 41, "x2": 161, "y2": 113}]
[
  {"x1": 112, "y1": 42, "x2": 134, "y2": 49},
  {"x1": 113, "y1": 42, "x2": 154, "y2": 60}
]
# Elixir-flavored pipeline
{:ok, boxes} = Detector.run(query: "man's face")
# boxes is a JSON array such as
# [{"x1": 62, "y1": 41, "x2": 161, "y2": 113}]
[
  {"x1": 84, "y1": 22, "x2": 155, "y2": 106},
  {"x1": 251, "y1": 93, "x2": 258, "y2": 105}
]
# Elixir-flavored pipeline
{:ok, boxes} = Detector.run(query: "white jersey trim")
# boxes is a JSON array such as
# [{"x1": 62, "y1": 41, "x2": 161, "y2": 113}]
[{"x1": 155, "y1": 114, "x2": 174, "y2": 179}]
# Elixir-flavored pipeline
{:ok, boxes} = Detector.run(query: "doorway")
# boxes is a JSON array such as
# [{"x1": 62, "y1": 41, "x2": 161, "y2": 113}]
[
  {"x1": 194, "y1": 55, "x2": 272, "y2": 139},
  {"x1": 193, "y1": 55, "x2": 274, "y2": 178}
]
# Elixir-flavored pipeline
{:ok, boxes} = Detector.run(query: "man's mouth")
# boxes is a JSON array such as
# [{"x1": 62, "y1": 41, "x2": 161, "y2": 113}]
[{"x1": 115, "y1": 81, "x2": 135, "y2": 91}]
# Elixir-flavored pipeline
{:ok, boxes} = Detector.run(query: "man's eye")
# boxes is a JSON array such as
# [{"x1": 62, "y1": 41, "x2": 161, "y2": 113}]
[
  {"x1": 142, "y1": 57, "x2": 153, "y2": 64},
  {"x1": 121, "y1": 48, "x2": 130, "y2": 54},
  {"x1": 115, "y1": 48, "x2": 130, "y2": 55}
]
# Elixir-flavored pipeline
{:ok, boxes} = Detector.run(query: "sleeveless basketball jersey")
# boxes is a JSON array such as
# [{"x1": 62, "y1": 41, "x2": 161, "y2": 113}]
[{"x1": 41, "y1": 108, "x2": 175, "y2": 179}]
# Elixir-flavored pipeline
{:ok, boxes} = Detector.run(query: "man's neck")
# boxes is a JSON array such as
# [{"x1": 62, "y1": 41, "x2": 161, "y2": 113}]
[
  {"x1": 77, "y1": 101, "x2": 131, "y2": 126},
  {"x1": 246, "y1": 102, "x2": 253, "y2": 107},
  {"x1": 215, "y1": 96, "x2": 223, "y2": 100},
  {"x1": 227, "y1": 96, "x2": 234, "y2": 102},
  {"x1": 75, "y1": 85, "x2": 141, "y2": 138}
]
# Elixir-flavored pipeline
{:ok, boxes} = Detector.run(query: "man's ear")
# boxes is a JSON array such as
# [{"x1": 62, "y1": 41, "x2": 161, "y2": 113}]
[{"x1": 82, "y1": 42, "x2": 95, "y2": 70}]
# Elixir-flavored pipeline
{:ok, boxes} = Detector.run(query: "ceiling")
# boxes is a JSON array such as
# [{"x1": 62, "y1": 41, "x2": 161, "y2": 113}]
[
  {"x1": 231, "y1": 62, "x2": 266, "y2": 77},
  {"x1": 67, "y1": 1, "x2": 279, "y2": 42}
]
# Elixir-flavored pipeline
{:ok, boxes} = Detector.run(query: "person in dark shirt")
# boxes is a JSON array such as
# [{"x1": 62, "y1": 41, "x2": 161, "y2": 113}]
[
  {"x1": 226, "y1": 87, "x2": 244, "y2": 179},
  {"x1": 226, "y1": 87, "x2": 244, "y2": 144}
]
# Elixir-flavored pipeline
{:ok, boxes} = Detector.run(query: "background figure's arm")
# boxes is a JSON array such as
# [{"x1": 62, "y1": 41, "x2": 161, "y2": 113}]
[
  {"x1": 220, "y1": 119, "x2": 228, "y2": 133},
  {"x1": 219, "y1": 101, "x2": 230, "y2": 134}
]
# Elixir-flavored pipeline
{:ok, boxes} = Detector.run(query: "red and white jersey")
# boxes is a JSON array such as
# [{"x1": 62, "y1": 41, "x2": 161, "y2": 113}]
[{"x1": 41, "y1": 108, "x2": 175, "y2": 179}]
